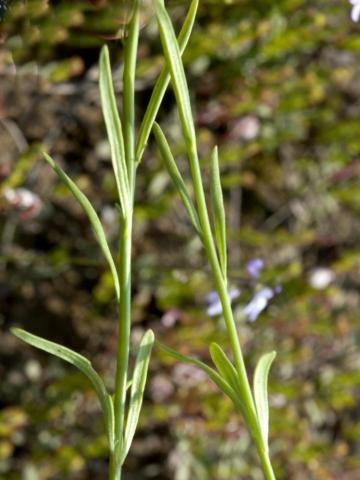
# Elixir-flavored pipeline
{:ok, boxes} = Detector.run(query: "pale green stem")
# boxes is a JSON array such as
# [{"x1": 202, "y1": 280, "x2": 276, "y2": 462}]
[
  {"x1": 258, "y1": 444, "x2": 277, "y2": 480},
  {"x1": 112, "y1": 212, "x2": 133, "y2": 480},
  {"x1": 111, "y1": 5, "x2": 140, "y2": 480}
]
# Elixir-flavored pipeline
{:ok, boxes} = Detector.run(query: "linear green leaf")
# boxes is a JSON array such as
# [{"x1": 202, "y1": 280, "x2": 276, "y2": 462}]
[
  {"x1": 123, "y1": 2, "x2": 139, "y2": 184},
  {"x1": 209, "y1": 343, "x2": 238, "y2": 393},
  {"x1": 157, "y1": 341, "x2": 247, "y2": 414},
  {"x1": 44, "y1": 153, "x2": 120, "y2": 301},
  {"x1": 210, "y1": 147, "x2": 227, "y2": 278},
  {"x1": 11, "y1": 328, "x2": 115, "y2": 449},
  {"x1": 253, "y1": 351, "x2": 277, "y2": 449},
  {"x1": 121, "y1": 329, "x2": 154, "y2": 464},
  {"x1": 154, "y1": 0, "x2": 197, "y2": 150},
  {"x1": 209, "y1": 342, "x2": 247, "y2": 416},
  {"x1": 135, "y1": 0, "x2": 199, "y2": 165},
  {"x1": 99, "y1": 45, "x2": 130, "y2": 216},
  {"x1": 153, "y1": 122, "x2": 202, "y2": 236}
]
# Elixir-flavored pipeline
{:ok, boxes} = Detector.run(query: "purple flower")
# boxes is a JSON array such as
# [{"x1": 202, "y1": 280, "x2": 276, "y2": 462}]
[
  {"x1": 350, "y1": 0, "x2": 360, "y2": 22},
  {"x1": 206, "y1": 288, "x2": 241, "y2": 317},
  {"x1": 243, "y1": 287, "x2": 275, "y2": 322},
  {"x1": 246, "y1": 258, "x2": 264, "y2": 279}
]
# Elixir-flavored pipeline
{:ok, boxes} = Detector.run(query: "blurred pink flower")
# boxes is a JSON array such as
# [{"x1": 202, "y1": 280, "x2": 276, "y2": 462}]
[
  {"x1": 4, "y1": 188, "x2": 43, "y2": 220},
  {"x1": 228, "y1": 115, "x2": 260, "y2": 141}
]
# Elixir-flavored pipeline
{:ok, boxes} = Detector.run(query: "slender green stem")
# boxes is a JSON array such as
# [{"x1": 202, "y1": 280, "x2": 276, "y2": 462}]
[
  {"x1": 111, "y1": 5, "x2": 140, "y2": 479},
  {"x1": 258, "y1": 445, "x2": 277, "y2": 480},
  {"x1": 113, "y1": 213, "x2": 133, "y2": 478},
  {"x1": 109, "y1": 451, "x2": 120, "y2": 480},
  {"x1": 187, "y1": 144, "x2": 277, "y2": 479},
  {"x1": 153, "y1": 2, "x2": 275, "y2": 474}
]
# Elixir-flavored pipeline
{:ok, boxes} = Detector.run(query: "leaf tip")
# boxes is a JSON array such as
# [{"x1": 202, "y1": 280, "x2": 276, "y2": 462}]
[
  {"x1": 144, "y1": 329, "x2": 155, "y2": 343},
  {"x1": 10, "y1": 327, "x2": 21, "y2": 337}
]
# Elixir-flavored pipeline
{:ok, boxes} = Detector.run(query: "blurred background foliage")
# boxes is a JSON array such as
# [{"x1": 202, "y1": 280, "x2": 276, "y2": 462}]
[{"x1": 0, "y1": 0, "x2": 359, "y2": 478}]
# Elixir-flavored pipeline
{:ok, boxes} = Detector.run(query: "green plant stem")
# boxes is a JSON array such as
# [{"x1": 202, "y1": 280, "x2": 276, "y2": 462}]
[
  {"x1": 153, "y1": 3, "x2": 275, "y2": 474},
  {"x1": 112, "y1": 212, "x2": 133, "y2": 480},
  {"x1": 111, "y1": 5, "x2": 140, "y2": 480},
  {"x1": 188, "y1": 146, "x2": 277, "y2": 480},
  {"x1": 258, "y1": 445, "x2": 277, "y2": 480}
]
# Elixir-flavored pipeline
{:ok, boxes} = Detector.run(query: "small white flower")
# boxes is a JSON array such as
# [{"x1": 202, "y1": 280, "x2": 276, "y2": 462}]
[
  {"x1": 308, "y1": 268, "x2": 334, "y2": 290},
  {"x1": 350, "y1": 0, "x2": 360, "y2": 22}
]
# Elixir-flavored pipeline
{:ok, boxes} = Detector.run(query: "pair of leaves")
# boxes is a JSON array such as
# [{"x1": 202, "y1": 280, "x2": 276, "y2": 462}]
[
  {"x1": 153, "y1": 122, "x2": 228, "y2": 279},
  {"x1": 12, "y1": 327, "x2": 154, "y2": 460},
  {"x1": 135, "y1": 0, "x2": 199, "y2": 165},
  {"x1": 153, "y1": 0, "x2": 197, "y2": 152},
  {"x1": 159, "y1": 341, "x2": 276, "y2": 451},
  {"x1": 209, "y1": 346, "x2": 277, "y2": 450}
]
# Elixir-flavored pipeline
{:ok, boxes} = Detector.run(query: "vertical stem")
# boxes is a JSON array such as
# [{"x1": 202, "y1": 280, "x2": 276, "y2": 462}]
[
  {"x1": 155, "y1": 2, "x2": 276, "y2": 477},
  {"x1": 111, "y1": 5, "x2": 140, "y2": 479},
  {"x1": 113, "y1": 213, "x2": 133, "y2": 478},
  {"x1": 258, "y1": 445, "x2": 277, "y2": 480}
]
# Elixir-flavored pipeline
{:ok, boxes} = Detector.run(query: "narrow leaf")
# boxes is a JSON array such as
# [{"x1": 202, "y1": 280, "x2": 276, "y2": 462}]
[
  {"x1": 121, "y1": 329, "x2": 154, "y2": 464},
  {"x1": 210, "y1": 147, "x2": 227, "y2": 278},
  {"x1": 123, "y1": 3, "x2": 140, "y2": 179},
  {"x1": 44, "y1": 153, "x2": 120, "y2": 301},
  {"x1": 153, "y1": 123, "x2": 202, "y2": 236},
  {"x1": 253, "y1": 351, "x2": 276, "y2": 448},
  {"x1": 209, "y1": 343, "x2": 238, "y2": 393},
  {"x1": 99, "y1": 45, "x2": 130, "y2": 216},
  {"x1": 157, "y1": 342, "x2": 246, "y2": 415},
  {"x1": 135, "y1": 0, "x2": 199, "y2": 165},
  {"x1": 11, "y1": 328, "x2": 115, "y2": 449},
  {"x1": 154, "y1": 0, "x2": 197, "y2": 150},
  {"x1": 209, "y1": 343, "x2": 247, "y2": 416}
]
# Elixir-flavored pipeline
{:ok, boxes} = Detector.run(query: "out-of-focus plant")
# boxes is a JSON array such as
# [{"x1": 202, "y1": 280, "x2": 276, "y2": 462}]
[
  {"x1": 10, "y1": 0, "x2": 199, "y2": 478},
  {"x1": 152, "y1": 0, "x2": 277, "y2": 478}
]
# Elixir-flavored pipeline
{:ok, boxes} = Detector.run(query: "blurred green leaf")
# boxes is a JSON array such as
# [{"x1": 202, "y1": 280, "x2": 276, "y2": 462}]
[
  {"x1": 99, "y1": 45, "x2": 130, "y2": 217},
  {"x1": 44, "y1": 153, "x2": 120, "y2": 301},
  {"x1": 210, "y1": 146, "x2": 227, "y2": 278},
  {"x1": 11, "y1": 328, "x2": 115, "y2": 450},
  {"x1": 121, "y1": 329, "x2": 154, "y2": 464},
  {"x1": 253, "y1": 351, "x2": 276, "y2": 449}
]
